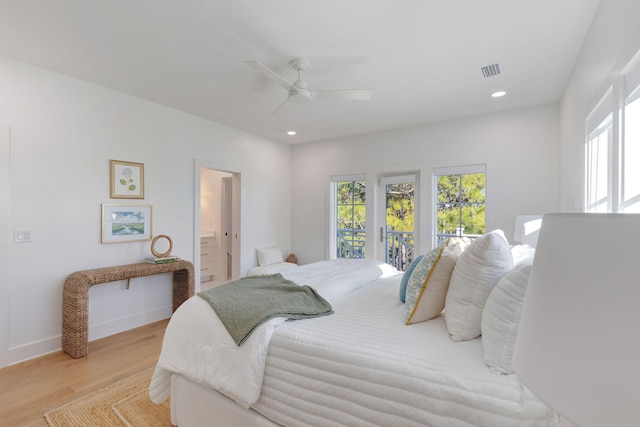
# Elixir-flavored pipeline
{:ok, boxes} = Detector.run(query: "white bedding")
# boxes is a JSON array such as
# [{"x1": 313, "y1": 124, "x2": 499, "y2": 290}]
[
  {"x1": 252, "y1": 274, "x2": 554, "y2": 426},
  {"x1": 151, "y1": 258, "x2": 554, "y2": 426},
  {"x1": 150, "y1": 259, "x2": 390, "y2": 408}
]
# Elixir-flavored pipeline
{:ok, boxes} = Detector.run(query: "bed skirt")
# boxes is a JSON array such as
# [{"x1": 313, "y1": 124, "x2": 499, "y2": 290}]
[{"x1": 170, "y1": 373, "x2": 279, "y2": 427}]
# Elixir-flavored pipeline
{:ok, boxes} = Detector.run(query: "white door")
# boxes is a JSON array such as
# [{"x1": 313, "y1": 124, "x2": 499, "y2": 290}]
[{"x1": 221, "y1": 176, "x2": 232, "y2": 280}]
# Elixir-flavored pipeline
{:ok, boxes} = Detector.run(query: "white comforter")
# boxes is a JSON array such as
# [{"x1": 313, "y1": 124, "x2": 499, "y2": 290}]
[
  {"x1": 149, "y1": 259, "x2": 391, "y2": 408},
  {"x1": 252, "y1": 274, "x2": 554, "y2": 426}
]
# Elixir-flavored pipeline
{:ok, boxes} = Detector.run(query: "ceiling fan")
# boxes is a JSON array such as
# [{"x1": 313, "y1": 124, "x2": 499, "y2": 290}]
[{"x1": 245, "y1": 58, "x2": 373, "y2": 114}]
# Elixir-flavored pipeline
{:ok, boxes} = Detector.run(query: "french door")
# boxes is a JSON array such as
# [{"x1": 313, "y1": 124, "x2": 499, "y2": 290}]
[{"x1": 378, "y1": 174, "x2": 416, "y2": 271}]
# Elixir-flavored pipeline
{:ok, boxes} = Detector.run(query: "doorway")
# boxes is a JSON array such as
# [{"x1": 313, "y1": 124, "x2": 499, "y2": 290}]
[{"x1": 198, "y1": 164, "x2": 241, "y2": 289}]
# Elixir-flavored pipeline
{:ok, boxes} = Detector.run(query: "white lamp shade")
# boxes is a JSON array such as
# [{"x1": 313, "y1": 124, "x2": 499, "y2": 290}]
[{"x1": 513, "y1": 213, "x2": 640, "y2": 427}]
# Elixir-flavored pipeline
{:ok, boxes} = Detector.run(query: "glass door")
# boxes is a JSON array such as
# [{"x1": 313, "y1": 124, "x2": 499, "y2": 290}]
[{"x1": 380, "y1": 174, "x2": 416, "y2": 271}]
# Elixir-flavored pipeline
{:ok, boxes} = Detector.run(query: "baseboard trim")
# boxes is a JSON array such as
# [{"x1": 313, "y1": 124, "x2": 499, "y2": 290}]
[
  {"x1": 7, "y1": 335, "x2": 60, "y2": 366},
  {"x1": 6, "y1": 305, "x2": 172, "y2": 366},
  {"x1": 88, "y1": 305, "x2": 172, "y2": 341}
]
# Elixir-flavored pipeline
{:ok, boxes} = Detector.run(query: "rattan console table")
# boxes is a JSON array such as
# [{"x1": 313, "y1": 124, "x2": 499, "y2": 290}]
[{"x1": 62, "y1": 260, "x2": 195, "y2": 358}]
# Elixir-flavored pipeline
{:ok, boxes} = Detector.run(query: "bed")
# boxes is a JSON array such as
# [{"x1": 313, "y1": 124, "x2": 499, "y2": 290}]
[{"x1": 150, "y1": 233, "x2": 555, "y2": 426}]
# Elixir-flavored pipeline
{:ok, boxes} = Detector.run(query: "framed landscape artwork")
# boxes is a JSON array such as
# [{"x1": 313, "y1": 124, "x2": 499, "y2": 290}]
[
  {"x1": 110, "y1": 160, "x2": 144, "y2": 199},
  {"x1": 101, "y1": 204, "x2": 152, "y2": 243}
]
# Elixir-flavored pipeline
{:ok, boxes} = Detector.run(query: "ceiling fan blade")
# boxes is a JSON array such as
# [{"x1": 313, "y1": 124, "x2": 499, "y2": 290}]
[
  {"x1": 312, "y1": 89, "x2": 373, "y2": 100},
  {"x1": 270, "y1": 97, "x2": 290, "y2": 116},
  {"x1": 245, "y1": 61, "x2": 296, "y2": 90}
]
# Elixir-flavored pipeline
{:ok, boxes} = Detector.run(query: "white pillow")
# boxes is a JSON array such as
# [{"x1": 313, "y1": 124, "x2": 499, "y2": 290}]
[
  {"x1": 247, "y1": 262, "x2": 298, "y2": 277},
  {"x1": 256, "y1": 246, "x2": 283, "y2": 266},
  {"x1": 510, "y1": 244, "x2": 536, "y2": 266},
  {"x1": 404, "y1": 238, "x2": 466, "y2": 324},
  {"x1": 445, "y1": 230, "x2": 513, "y2": 342},
  {"x1": 481, "y1": 261, "x2": 532, "y2": 374}
]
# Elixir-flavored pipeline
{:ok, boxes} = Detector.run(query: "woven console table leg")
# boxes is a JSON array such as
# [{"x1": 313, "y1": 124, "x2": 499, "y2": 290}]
[
  {"x1": 62, "y1": 260, "x2": 195, "y2": 358},
  {"x1": 62, "y1": 277, "x2": 91, "y2": 359},
  {"x1": 172, "y1": 269, "x2": 193, "y2": 312}
]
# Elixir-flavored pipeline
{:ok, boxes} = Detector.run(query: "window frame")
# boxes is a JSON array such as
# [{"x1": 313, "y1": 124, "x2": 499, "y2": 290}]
[
  {"x1": 585, "y1": 111, "x2": 613, "y2": 213},
  {"x1": 585, "y1": 47, "x2": 640, "y2": 213},
  {"x1": 620, "y1": 76, "x2": 640, "y2": 212}
]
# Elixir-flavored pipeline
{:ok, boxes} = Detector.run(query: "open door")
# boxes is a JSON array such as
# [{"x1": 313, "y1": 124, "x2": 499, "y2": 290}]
[
  {"x1": 198, "y1": 164, "x2": 241, "y2": 287},
  {"x1": 221, "y1": 176, "x2": 233, "y2": 281}
]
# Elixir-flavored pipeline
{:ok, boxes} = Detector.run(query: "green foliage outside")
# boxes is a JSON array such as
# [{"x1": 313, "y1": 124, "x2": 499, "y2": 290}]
[
  {"x1": 335, "y1": 180, "x2": 418, "y2": 268},
  {"x1": 386, "y1": 182, "x2": 415, "y2": 270},
  {"x1": 336, "y1": 181, "x2": 366, "y2": 229},
  {"x1": 335, "y1": 174, "x2": 484, "y2": 262},
  {"x1": 436, "y1": 173, "x2": 485, "y2": 237},
  {"x1": 385, "y1": 183, "x2": 414, "y2": 232},
  {"x1": 336, "y1": 181, "x2": 416, "y2": 233},
  {"x1": 336, "y1": 181, "x2": 366, "y2": 258}
]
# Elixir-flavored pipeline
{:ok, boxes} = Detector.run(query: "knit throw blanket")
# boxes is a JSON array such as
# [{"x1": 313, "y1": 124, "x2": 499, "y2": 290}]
[{"x1": 198, "y1": 274, "x2": 334, "y2": 346}]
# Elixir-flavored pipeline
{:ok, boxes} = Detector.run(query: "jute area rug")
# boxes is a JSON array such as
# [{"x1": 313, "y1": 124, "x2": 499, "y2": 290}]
[{"x1": 44, "y1": 367, "x2": 171, "y2": 426}]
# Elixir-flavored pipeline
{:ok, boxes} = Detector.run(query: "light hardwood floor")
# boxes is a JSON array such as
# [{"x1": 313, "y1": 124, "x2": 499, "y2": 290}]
[{"x1": 0, "y1": 318, "x2": 169, "y2": 426}]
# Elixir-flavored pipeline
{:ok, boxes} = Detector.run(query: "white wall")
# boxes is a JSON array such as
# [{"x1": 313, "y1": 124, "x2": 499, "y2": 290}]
[
  {"x1": 0, "y1": 56, "x2": 291, "y2": 366},
  {"x1": 559, "y1": 0, "x2": 640, "y2": 210},
  {"x1": 291, "y1": 105, "x2": 560, "y2": 264},
  {"x1": 1, "y1": 123, "x2": 10, "y2": 367}
]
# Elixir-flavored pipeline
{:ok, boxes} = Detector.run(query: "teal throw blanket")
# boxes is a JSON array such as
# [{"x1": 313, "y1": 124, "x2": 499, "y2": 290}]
[{"x1": 198, "y1": 274, "x2": 333, "y2": 346}]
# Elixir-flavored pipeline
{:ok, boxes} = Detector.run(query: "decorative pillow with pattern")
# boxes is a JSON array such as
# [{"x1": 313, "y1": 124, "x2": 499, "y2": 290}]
[
  {"x1": 405, "y1": 238, "x2": 466, "y2": 324},
  {"x1": 399, "y1": 255, "x2": 424, "y2": 303}
]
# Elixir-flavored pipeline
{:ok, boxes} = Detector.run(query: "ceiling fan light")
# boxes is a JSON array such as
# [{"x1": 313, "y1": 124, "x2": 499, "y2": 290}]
[{"x1": 288, "y1": 89, "x2": 312, "y2": 104}]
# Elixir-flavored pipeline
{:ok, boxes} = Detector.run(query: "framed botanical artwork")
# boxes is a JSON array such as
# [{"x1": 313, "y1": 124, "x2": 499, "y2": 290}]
[
  {"x1": 101, "y1": 204, "x2": 152, "y2": 244},
  {"x1": 110, "y1": 160, "x2": 144, "y2": 199}
]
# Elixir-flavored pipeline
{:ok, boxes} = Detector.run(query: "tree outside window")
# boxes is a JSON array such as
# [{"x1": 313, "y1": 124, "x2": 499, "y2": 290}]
[
  {"x1": 435, "y1": 173, "x2": 485, "y2": 245},
  {"x1": 336, "y1": 180, "x2": 366, "y2": 258}
]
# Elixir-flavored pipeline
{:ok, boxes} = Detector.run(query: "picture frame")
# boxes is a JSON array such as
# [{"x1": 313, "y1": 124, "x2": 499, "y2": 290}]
[
  {"x1": 101, "y1": 204, "x2": 152, "y2": 244},
  {"x1": 110, "y1": 160, "x2": 144, "y2": 199}
]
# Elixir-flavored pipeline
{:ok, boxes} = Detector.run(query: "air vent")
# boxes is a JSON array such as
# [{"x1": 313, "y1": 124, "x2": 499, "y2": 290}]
[{"x1": 480, "y1": 63, "x2": 502, "y2": 78}]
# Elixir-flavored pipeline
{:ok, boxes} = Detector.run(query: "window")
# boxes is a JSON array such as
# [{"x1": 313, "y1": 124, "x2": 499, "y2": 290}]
[
  {"x1": 332, "y1": 176, "x2": 366, "y2": 259},
  {"x1": 585, "y1": 112, "x2": 612, "y2": 212},
  {"x1": 434, "y1": 165, "x2": 486, "y2": 246},
  {"x1": 621, "y1": 71, "x2": 640, "y2": 212},
  {"x1": 585, "y1": 48, "x2": 640, "y2": 213}
]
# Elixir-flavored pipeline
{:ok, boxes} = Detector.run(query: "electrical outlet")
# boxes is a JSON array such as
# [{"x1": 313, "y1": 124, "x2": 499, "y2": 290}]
[{"x1": 14, "y1": 229, "x2": 32, "y2": 242}]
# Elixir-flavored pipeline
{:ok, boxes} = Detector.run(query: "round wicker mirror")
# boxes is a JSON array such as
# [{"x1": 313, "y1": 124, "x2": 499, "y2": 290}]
[{"x1": 151, "y1": 234, "x2": 173, "y2": 258}]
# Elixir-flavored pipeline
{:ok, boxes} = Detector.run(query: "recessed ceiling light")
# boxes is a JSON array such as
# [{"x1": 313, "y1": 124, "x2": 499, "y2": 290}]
[
  {"x1": 287, "y1": 131, "x2": 297, "y2": 135},
  {"x1": 491, "y1": 91, "x2": 506, "y2": 98}
]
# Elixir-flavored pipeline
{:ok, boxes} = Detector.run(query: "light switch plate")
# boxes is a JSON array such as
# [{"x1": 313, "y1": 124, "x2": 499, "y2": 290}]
[{"x1": 14, "y1": 229, "x2": 32, "y2": 242}]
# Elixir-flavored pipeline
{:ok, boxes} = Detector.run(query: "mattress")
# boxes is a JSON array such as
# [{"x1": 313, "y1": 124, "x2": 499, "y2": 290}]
[{"x1": 251, "y1": 274, "x2": 554, "y2": 426}]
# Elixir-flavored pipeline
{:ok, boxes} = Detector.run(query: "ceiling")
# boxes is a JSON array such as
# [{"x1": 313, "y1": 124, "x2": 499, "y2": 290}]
[{"x1": 0, "y1": 0, "x2": 601, "y2": 144}]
